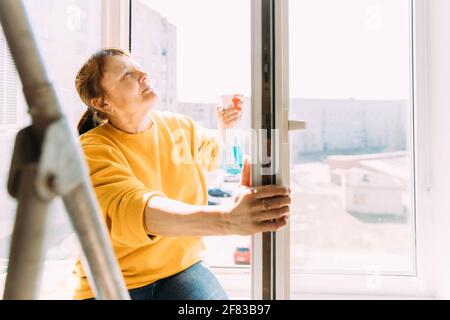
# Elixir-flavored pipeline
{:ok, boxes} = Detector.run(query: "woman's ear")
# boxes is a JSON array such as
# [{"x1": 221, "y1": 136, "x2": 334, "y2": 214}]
[
  {"x1": 91, "y1": 98, "x2": 112, "y2": 112},
  {"x1": 90, "y1": 97, "x2": 104, "y2": 110},
  {"x1": 91, "y1": 98, "x2": 114, "y2": 116}
]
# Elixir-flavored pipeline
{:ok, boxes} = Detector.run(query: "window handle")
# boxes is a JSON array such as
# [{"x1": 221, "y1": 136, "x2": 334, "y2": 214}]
[{"x1": 288, "y1": 120, "x2": 307, "y2": 131}]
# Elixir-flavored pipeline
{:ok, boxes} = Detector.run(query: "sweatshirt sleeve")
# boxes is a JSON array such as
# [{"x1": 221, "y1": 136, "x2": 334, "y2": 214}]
[{"x1": 81, "y1": 141, "x2": 167, "y2": 248}]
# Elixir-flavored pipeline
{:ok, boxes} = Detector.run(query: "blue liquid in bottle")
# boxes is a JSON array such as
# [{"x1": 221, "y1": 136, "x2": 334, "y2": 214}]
[
  {"x1": 224, "y1": 145, "x2": 243, "y2": 175},
  {"x1": 222, "y1": 130, "x2": 243, "y2": 175}
]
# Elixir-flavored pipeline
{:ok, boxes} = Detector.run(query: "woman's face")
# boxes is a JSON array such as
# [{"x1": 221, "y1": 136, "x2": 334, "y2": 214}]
[{"x1": 96, "y1": 54, "x2": 158, "y2": 117}]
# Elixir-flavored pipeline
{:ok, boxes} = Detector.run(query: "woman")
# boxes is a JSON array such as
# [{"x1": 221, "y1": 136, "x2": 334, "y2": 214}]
[{"x1": 74, "y1": 48, "x2": 291, "y2": 300}]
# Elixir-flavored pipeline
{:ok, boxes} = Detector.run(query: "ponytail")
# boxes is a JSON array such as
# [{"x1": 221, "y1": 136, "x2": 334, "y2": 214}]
[
  {"x1": 77, "y1": 109, "x2": 94, "y2": 135},
  {"x1": 77, "y1": 108, "x2": 107, "y2": 136}
]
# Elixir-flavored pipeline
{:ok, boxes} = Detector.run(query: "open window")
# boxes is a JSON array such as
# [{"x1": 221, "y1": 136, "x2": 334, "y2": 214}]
[{"x1": 0, "y1": 0, "x2": 429, "y2": 300}]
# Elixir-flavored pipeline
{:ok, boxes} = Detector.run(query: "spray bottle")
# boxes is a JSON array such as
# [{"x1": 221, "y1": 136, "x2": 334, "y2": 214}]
[{"x1": 220, "y1": 94, "x2": 244, "y2": 181}]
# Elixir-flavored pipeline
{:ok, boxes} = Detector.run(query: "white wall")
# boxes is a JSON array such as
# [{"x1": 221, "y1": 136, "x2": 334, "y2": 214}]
[{"x1": 427, "y1": 0, "x2": 450, "y2": 299}]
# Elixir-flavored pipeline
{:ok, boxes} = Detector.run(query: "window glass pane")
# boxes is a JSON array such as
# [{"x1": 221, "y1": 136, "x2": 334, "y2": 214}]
[
  {"x1": 288, "y1": 0, "x2": 415, "y2": 286},
  {"x1": 0, "y1": 0, "x2": 102, "y2": 299},
  {"x1": 132, "y1": 0, "x2": 252, "y2": 299}
]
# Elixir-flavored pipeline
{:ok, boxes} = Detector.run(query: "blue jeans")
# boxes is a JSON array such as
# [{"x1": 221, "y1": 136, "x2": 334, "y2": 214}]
[{"x1": 89, "y1": 261, "x2": 229, "y2": 300}]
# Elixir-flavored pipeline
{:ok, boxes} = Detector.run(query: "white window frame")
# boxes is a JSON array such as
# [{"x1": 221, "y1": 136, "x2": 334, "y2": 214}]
[
  {"x1": 101, "y1": 0, "x2": 130, "y2": 50},
  {"x1": 250, "y1": 0, "x2": 264, "y2": 300},
  {"x1": 274, "y1": 0, "x2": 435, "y2": 299},
  {"x1": 420, "y1": 0, "x2": 450, "y2": 301},
  {"x1": 274, "y1": 0, "x2": 290, "y2": 300}
]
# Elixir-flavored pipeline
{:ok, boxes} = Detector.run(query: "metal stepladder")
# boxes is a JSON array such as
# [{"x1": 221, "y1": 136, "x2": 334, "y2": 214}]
[{"x1": 0, "y1": 0, "x2": 130, "y2": 300}]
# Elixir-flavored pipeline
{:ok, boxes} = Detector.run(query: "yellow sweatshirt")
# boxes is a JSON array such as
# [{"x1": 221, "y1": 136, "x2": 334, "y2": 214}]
[{"x1": 73, "y1": 111, "x2": 220, "y2": 300}]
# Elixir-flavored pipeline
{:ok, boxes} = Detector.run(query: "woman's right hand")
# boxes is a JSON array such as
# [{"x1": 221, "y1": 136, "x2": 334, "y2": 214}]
[{"x1": 222, "y1": 156, "x2": 291, "y2": 235}]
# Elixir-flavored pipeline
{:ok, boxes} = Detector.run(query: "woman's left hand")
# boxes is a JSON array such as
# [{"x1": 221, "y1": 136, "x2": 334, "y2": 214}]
[{"x1": 217, "y1": 105, "x2": 243, "y2": 129}]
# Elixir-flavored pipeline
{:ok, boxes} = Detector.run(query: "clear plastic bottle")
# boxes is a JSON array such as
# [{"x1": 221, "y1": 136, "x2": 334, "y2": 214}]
[{"x1": 220, "y1": 94, "x2": 244, "y2": 180}]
